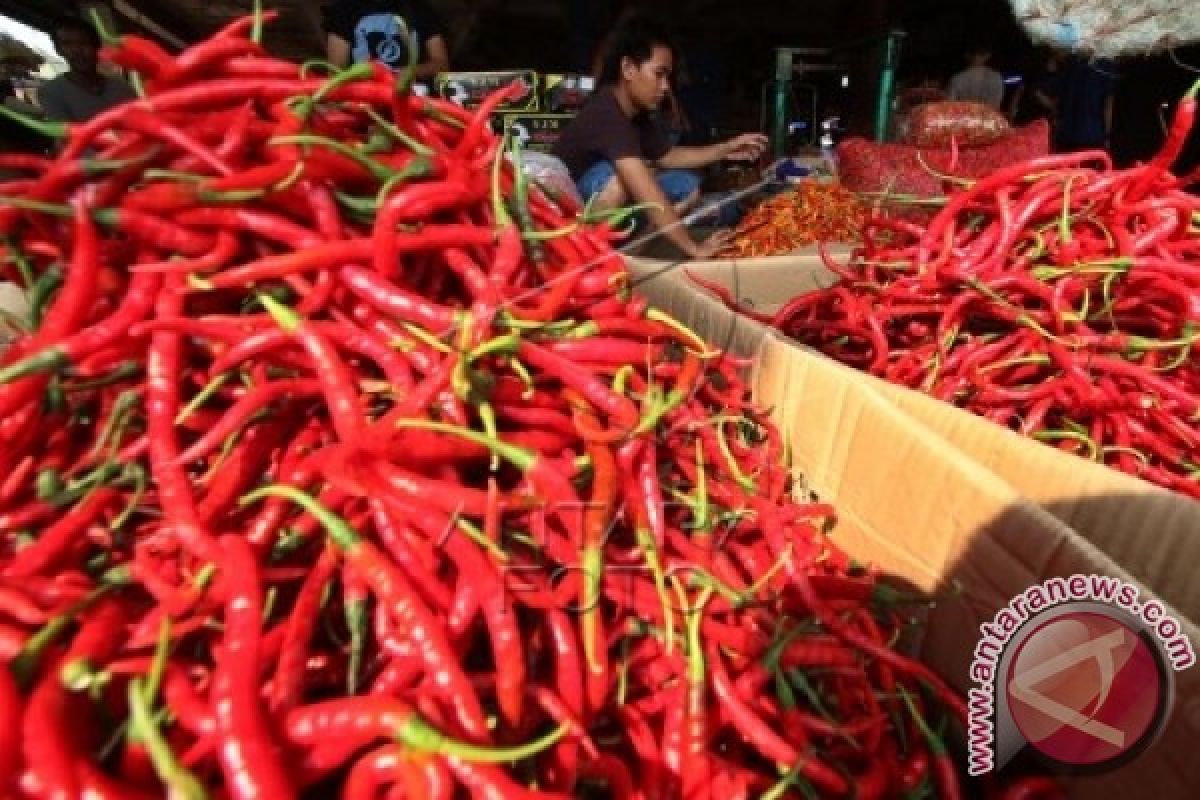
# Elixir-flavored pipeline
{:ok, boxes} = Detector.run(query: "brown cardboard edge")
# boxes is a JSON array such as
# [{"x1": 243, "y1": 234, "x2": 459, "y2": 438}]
[
  {"x1": 870, "y1": 377, "x2": 1200, "y2": 625},
  {"x1": 634, "y1": 253, "x2": 1200, "y2": 628},
  {"x1": 752, "y1": 336, "x2": 1200, "y2": 798},
  {"x1": 628, "y1": 261, "x2": 1200, "y2": 795}
]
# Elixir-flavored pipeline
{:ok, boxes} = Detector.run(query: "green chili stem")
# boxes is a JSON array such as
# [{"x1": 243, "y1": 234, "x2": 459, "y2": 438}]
[
  {"x1": 243, "y1": 486, "x2": 360, "y2": 551},
  {"x1": 128, "y1": 679, "x2": 210, "y2": 800},
  {"x1": 176, "y1": 372, "x2": 232, "y2": 425},
  {"x1": 399, "y1": 716, "x2": 567, "y2": 762}
]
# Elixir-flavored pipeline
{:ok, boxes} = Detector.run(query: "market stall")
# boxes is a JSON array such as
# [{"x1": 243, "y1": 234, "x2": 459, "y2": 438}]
[{"x1": 0, "y1": 3, "x2": 1196, "y2": 799}]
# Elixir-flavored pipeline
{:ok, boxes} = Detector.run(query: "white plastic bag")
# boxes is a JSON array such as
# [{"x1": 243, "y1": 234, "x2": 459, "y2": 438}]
[
  {"x1": 1009, "y1": 0, "x2": 1200, "y2": 56},
  {"x1": 511, "y1": 151, "x2": 582, "y2": 209}
]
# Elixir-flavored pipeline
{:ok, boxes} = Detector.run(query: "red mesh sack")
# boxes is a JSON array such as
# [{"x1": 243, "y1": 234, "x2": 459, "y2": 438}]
[
  {"x1": 906, "y1": 101, "x2": 1011, "y2": 148},
  {"x1": 837, "y1": 120, "x2": 1050, "y2": 218}
]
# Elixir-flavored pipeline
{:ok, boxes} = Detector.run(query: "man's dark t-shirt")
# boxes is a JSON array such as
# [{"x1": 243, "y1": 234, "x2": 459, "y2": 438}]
[
  {"x1": 325, "y1": 0, "x2": 444, "y2": 71},
  {"x1": 552, "y1": 88, "x2": 671, "y2": 180}
]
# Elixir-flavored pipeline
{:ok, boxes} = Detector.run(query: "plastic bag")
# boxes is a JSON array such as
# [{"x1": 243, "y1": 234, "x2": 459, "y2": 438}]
[
  {"x1": 512, "y1": 151, "x2": 582, "y2": 212},
  {"x1": 1009, "y1": 0, "x2": 1200, "y2": 57},
  {"x1": 906, "y1": 102, "x2": 1011, "y2": 149}
]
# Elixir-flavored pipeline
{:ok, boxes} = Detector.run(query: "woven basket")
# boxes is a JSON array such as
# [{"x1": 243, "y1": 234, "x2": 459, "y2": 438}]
[{"x1": 1009, "y1": 0, "x2": 1200, "y2": 57}]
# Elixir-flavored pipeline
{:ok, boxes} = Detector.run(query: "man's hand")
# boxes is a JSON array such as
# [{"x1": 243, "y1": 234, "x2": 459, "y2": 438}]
[
  {"x1": 722, "y1": 133, "x2": 769, "y2": 163},
  {"x1": 693, "y1": 229, "x2": 735, "y2": 259}
]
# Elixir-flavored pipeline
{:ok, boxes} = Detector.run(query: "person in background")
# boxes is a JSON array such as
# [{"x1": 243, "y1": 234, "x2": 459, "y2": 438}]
[
  {"x1": 324, "y1": 0, "x2": 449, "y2": 81},
  {"x1": 1009, "y1": 49, "x2": 1061, "y2": 126},
  {"x1": 39, "y1": 16, "x2": 135, "y2": 125},
  {"x1": 1053, "y1": 55, "x2": 1117, "y2": 152},
  {"x1": 553, "y1": 15, "x2": 766, "y2": 260},
  {"x1": 946, "y1": 45, "x2": 1005, "y2": 110},
  {"x1": 591, "y1": 7, "x2": 690, "y2": 148}
]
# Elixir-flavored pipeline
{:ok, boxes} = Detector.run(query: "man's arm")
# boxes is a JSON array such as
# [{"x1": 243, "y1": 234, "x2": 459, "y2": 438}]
[
  {"x1": 613, "y1": 156, "x2": 706, "y2": 258},
  {"x1": 655, "y1": 142, "x2": 727, "y2": 170},
  {"x1": 413, "y1": 35, "x2": 450, "y2": 80},
  {"x1": 656, "y1": 133, "x2": 767, "y2": 170}
]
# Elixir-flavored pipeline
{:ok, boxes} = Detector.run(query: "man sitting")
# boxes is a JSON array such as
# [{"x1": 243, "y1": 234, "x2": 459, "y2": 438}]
[{"x1": 553, "y1": 16, "x2": 766, "y2": 259}]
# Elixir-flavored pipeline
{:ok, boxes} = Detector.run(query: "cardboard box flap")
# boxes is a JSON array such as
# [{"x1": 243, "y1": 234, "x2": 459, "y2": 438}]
[
  {"x1": 630, "y1": 257, "x2": 777, "y2": 361},
  {"x1": 630, "y1": 253, "x2": 1200, "y2": 627},
  {"x1": 626, "y1": 241, "x2": 854, "y2": 268},
  {"x1": 746, "y1": 337, "x2": 1200, "y2": 797},
  {"x1": 875, "y1": 378, "x2": 1200, "y2": 626}
]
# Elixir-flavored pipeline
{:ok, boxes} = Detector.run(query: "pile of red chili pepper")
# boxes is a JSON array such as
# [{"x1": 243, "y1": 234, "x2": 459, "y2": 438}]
[
  {"x1": 703, "y1": 84, "x2": 1200, "y2": 499},
  {"x1": 715, "y1": 183, "x2": 865, "y2": 260},
  {"x1": 0, "y1": 12, "x2": 1063, "y2": 800}
]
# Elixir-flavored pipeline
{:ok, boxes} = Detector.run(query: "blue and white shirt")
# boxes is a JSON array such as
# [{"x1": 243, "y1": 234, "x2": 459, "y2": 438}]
[{"x1": 325, "y1": 0, "x2": 444, "y2": 72}]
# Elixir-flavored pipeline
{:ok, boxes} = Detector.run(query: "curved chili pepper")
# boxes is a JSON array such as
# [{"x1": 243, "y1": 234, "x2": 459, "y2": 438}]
[
  {"x1": 144, "y1": 279, "x2": 222, "y2": 562},
  {"x1": 212, "y1": 535, "x2": 296, "y2": 799},
  {"x1": 708, "y1": 641, "x2": 848, "y2": 795},
  {"x1": 4, "y1": 486, "x2": 121, "y2": 578},
  {"x1": 284, "y1": 696, "x2": 566, "y2": 762},
  {"x1": 259, "y1": 296, "x2": 367, "y2": 447},
  {"x1": 245, "y1": 486, "x2": 490, "y2": 742}
]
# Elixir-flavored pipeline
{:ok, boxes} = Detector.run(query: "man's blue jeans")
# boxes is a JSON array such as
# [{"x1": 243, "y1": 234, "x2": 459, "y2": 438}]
[{"x1": 575, "y1": 160, "x2": 700, "y2": 207}]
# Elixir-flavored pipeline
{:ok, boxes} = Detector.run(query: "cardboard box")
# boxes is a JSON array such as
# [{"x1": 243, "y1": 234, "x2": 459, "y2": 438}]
[
  {"x1": 434, "y1": 71, "x2": 539, "y2": 112},
  {"x1": 496, "y1": 113, "x2": 575, "y2": 155},
  {"x1": 627, "y1": 252, "x2": 1200, "y2": 630},
  {"x1": 738, "y1": 332, "x2": 1200, "y2": 798},
  {"x1": 629, "y1": 259, "x2": 1200, "y2": 794}
]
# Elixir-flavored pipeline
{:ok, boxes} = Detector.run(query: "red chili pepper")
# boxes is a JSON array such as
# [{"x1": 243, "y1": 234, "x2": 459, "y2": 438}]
[
  {"x1": 0, "y1": 271, "x2": 161, "y2": 387},
  {"x1": 120, "y1": 109, "x2": 235, "y2": 176},
  {"x1": 23, "y1": 598, "x2": 126, "y2": 800},
  {"x1": 153, "y1": 36, "x2": 265, "y2": 91},
  {"x1": 1131, "y1": 79, "x2": 1200, "y2": 199},
  {"x1": 426, "y1": 506, "x2": 525, "y2": 728},
  {"x1": 445, "y1": 756, "x2": 571, "y2": 800},
  {"x1": 258, "y1": 296, "x2": 367, "y2": 447},
  {"x1": 284, "y1": 696, "x2": 565, "y2": 763},
  {"x1": 100, "y1": 35, "x2": 172, "y2": 78},
  {"x1": 517, "y1": 340, "x2": 640, "y2": 430},
  {"x1": 4, "y1": 487, "x2": 121, "y2": 578},
  {"x1": 708, "y1": 641, "x2": 848, "y2": 795},
  {"x1": 339, "y1": 264, "x2": 464, "y2": 332},
  {"x1": 247, "y1": 486, "x2": 490, "y2": 742},
  {"x1": 212, "y1": 535, "x2": 296, "y2": 799},
  {"x1": 144, "y1": 280, "x2": 222, "y2": 562},
  {"x1": 270, "y1": 545, "x2": 335, "y2": 712},
  {"x1": 0, "y1": 197, "x2": 101, "y2": 419},
  {"x1": 0, "y1": 665, "x2": 22, "y2": 792}
]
